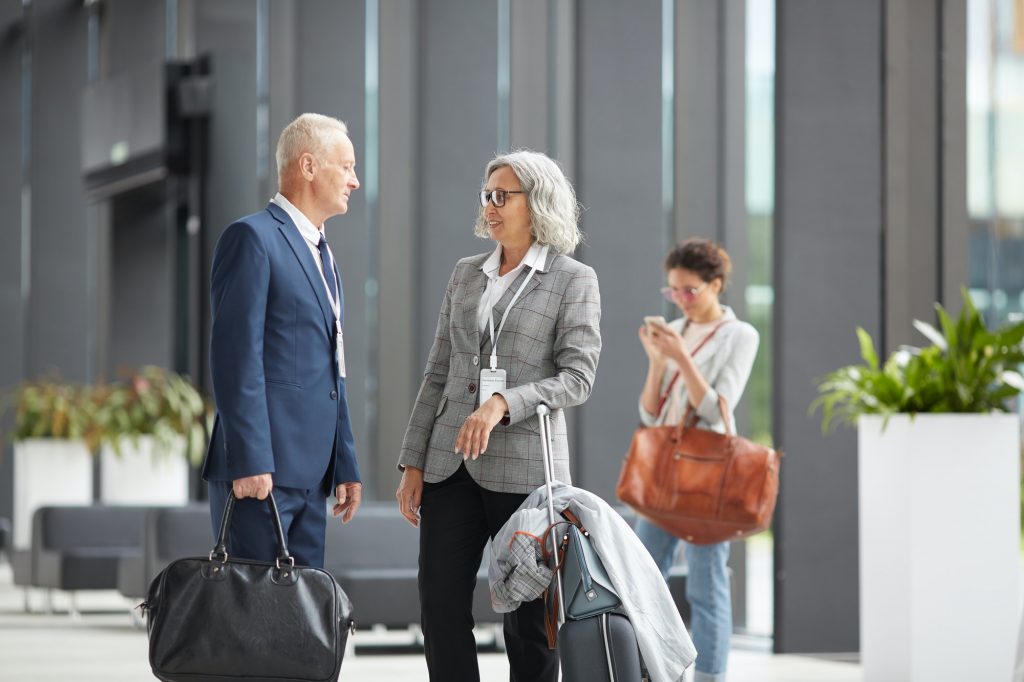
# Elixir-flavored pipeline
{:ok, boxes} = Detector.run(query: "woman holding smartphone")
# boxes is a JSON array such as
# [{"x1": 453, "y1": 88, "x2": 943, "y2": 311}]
[{"x1": 634, "y1": 238, "x2": 759, "y2": 682}]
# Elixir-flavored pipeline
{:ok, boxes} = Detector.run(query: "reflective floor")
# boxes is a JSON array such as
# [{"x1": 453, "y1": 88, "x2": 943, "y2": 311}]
[{"x1": 0, "y1": 562, "x2": 862, "y2": 682}]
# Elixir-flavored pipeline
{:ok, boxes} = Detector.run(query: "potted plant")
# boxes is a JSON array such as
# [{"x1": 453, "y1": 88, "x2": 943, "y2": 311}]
[
  {"x1": 95, "y1": 366, "x2": 208, "y2": 505},
  {"x1": 814, "y1": 289, "x2": 1023, "y2": 682},
  {"x1": 8, "y1": 379, "x2": 98, "y2": 549}
]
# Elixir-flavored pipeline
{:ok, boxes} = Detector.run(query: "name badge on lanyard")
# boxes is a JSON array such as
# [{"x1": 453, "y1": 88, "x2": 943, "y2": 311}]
[
  {"x1": 480, "y1": 267, "x2": 535, "y2": 405},
  {"x1": 335, "y1": 320, "x2": 346, "y2": 379}
]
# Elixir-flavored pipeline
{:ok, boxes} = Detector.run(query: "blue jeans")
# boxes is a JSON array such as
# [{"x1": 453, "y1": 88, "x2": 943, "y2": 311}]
[{"x1": 634, "y1": 517, "x2": 731, "y2": 678}]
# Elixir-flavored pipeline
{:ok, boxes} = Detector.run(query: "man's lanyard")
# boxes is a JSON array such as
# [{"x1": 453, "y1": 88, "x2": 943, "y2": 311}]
[
  {"x1": 486, "y1": 266, "x2": 537, "y2": 370},
  {"x1": 318, "y1": 241, "x2": 341, "y2": 326},
  {"x1": 316, "y1": 239, "x2": 345, "y2": 378}
]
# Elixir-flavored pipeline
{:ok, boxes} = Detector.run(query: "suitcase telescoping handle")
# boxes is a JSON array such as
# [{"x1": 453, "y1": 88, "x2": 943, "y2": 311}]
[{"x1": 536, "y1": 403, "x2": 566, "y2": 625}]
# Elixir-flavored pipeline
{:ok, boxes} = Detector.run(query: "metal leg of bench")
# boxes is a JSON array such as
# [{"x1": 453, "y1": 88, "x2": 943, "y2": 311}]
[
  {"x1": 44, "y1": 589, "x2": 54, "y2": 615},
  {"x1": 69, "y1": 591, "x2": 81, "y2": 620}
]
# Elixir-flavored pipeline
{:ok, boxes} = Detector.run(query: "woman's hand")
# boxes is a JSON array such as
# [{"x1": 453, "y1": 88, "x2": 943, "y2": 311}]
[
  {"x1": 638, "y1": 325, "x2": 665, "y2": 363},
  {"x1": 395, "y1": 466, "x2": 424, "y2": 527},
  {"x1": 645, "y1": 321, "x2": 689, "y2": 366},
  {"x1": 455, "y1": 394, "x2": 508, "y2": 460}
]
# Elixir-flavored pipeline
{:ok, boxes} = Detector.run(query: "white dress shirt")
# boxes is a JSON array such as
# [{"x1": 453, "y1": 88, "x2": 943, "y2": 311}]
[
  {"x1": 477, "y1": 241, "x2": 550, "y2": 335},
  {"x1": 271, "y1": 192, "x2": 339, "y2": 318}
]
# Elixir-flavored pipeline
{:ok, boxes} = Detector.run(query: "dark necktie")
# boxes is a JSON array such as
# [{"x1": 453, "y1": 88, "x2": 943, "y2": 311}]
[{"x1": 317, "y1": 233, "x2": 338, "y2": 304}]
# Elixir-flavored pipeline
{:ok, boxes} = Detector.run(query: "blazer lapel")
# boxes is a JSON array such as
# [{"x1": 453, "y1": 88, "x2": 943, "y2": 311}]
[
  {"x1": 462, "y1": 267, "x2": 487, "y2": 350},
  {"x1": 267, "y1": 203, "x2": 334, "y2": 332},
  {"x1": 481, "y1": 266, "x2": 542, "y2": 348}
]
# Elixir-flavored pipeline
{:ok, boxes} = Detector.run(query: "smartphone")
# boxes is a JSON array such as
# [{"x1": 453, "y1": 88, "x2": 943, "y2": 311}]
[{"x1": 643, "y1": 315, "x2": 667, "y2": 331}]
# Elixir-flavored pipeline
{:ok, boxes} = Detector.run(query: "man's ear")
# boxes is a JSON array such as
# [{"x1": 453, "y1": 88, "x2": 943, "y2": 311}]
[{"x1": 299, "y1": 152, "x2": 317, "y2": 180}]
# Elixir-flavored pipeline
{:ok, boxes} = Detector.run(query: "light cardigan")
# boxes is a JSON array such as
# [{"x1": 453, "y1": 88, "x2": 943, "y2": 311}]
[{"x1": 639, "y1": 306, "x2": 759, "y2": 433}]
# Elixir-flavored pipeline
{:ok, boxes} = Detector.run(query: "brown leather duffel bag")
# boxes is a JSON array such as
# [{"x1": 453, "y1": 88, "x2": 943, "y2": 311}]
[{"x1": 616, "y1": 396, "x2": 781, "y2": 545}]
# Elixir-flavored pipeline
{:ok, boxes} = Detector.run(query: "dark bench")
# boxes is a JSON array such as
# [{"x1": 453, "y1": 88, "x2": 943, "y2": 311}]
[
  {"x1": 117, "y1": 504, "x2": 212, "y2": 600},
  {"x1": 324, "y1": 503, "x2": 500, "y2": 632},
  {"x1": 21, "y1": 505, "x2": 150, "y2": 615}
]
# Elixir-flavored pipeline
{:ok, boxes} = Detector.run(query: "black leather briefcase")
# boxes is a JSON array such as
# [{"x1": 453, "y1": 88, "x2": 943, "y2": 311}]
[{"x1": 143, "y1": 493, "x2": 354, "y2": 682}]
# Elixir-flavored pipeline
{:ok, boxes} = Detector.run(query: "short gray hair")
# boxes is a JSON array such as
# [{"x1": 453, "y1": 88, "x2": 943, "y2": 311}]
[
  {"x1": 474, "y1": 150, "x2": 583, "y2": 255},
  {"x1": 275, "y1": 113, "x2": 350, "y2": 186}
]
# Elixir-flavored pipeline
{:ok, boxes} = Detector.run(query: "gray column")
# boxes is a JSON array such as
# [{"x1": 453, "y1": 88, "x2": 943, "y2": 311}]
[
  {"x1": 27, "y1": 0, "x2": 93, "y2": 382},
  {"x1": 192, "y1": 0, "x2": 259, "y2": 396},
  {"x1": 773, "y1": 0, "x2": 883, "y2": 654},
  {"x1": 376, "y1": 0, "x2": 417, "y2": 499},
  {"x1": 415, "y1": 0, "x2": 499, "y2": 368},
  {"x1": 100, "y1": 0, "x2": 175, "y2": 376},
  {"x1": 939, "y1": 2, "x2": 968, "y2": 312},
  {"x1": 0, "y1": 0, "x2": 25, "y2": 524},
  {"x1": 674, "y1": 0, "x2": 749, "y2": 396},
  {"x1": 574, "y1": 0, "x2": 663, "y2": 500},
  {"x1": 884, "y1": 0, "x2": 969, "y2": 350},
  {"x1": 773, "y1": 0, "x2": 971, "y2": 653},
  {"x1": 290, "y1": 0, "x2": 372, "y2": 494},
  {"x1": 508, "y1": 0, "x2": 550, "y2": 153},
  {"x1": 267, "y1": 0, "x2": 297, "y2": 174}
]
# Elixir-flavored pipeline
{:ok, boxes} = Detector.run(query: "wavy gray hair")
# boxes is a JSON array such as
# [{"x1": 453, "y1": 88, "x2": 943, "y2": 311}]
[
  {"x1": 474, "y1": 150, "x2": 583, "y2": 255},
  {"x1": 275, "y1": 113, "x2": 350, "y2": 187}
]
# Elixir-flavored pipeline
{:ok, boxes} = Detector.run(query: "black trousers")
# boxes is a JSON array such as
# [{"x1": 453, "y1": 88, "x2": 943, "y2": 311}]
[{"x1": 419, "y1": 464, "x2": 558, "y2": 682}]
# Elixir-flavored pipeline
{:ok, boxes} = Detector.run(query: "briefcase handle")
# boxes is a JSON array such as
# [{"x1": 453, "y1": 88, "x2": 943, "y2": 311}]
[{"x1": 210, "y1": 492, "x2": 294, "y2": 569}]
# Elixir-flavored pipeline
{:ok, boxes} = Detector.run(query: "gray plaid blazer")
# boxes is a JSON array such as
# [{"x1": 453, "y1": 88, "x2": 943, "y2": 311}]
[{"x1": 398, "y1": 248, "x2": 602, "y2": 494}]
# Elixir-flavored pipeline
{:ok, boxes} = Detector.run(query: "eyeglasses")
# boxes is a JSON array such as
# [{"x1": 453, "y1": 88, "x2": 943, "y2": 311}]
[
  {"x1": 479, "y1": 189, "x2": 525, "y2": 208},
  {"x1": 661, "y1": 283, "x2": 707, "y2": 303}
]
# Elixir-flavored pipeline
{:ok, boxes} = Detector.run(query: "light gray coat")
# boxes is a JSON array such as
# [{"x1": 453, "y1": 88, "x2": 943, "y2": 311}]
[
  {"x1": 399, "y1": 249, "x2": 602, "y2": 494},
  {"x1": 488, "y1": 481, "x2": 697, "y2": 682}
]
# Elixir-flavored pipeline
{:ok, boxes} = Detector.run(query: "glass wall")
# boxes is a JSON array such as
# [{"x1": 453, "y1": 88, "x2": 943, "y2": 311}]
[
  {"x1": 744, "y1": 0, "x2": 775, "y2": 639},
  {"x1": 967, "y1": 0, "x2": 1024, "y2": 326},
  {"x1": 745, "y1": 0, "x2": 775, "y2": 449}
]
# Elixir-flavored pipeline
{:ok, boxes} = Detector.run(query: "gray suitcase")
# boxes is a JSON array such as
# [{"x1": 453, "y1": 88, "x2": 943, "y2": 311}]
[
  {"x1": 559, "y1": 612, "x2": 644, "y2": 682},
  {"x1": 536, "y1": 404, "x2": 647, "y2": 682}
]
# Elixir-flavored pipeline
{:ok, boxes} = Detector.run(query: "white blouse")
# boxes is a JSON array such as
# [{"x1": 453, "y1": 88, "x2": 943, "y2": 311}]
[{"x1": 476, "y1": 241, "x2": 550, "y2": 335}]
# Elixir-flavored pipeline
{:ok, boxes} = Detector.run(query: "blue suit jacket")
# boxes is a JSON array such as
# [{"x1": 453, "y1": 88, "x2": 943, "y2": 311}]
[{"x1": 202, "y1": 202, "x2": 360, "y2": 493}]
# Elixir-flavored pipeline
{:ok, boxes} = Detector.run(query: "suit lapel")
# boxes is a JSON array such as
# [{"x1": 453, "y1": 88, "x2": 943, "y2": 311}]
[{"x1": 267, "y1": 203, "x2": 334, "y2": 331}]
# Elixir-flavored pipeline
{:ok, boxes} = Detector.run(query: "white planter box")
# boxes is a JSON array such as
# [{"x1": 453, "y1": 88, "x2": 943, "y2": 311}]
[
  {"x1": 859, "y1": 414, "x2": 1021, "y2": 682},
  {"x1": 12, "y1": 439, "x2": 94, "y2": 549},
  {"x1": 99, "y1": 435, "x2": 190, "y2": 505}
]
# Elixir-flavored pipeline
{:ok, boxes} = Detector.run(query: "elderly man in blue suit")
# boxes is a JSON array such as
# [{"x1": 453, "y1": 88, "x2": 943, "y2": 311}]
[{"x1": 202, "y1": 113, "x2": 362, "y2": 567}]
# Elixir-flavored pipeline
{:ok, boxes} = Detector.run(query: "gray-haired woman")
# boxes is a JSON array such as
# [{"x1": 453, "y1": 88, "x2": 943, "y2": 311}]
[{"x1": 395, "y1": 150, "x2": 602, "y2": 681}]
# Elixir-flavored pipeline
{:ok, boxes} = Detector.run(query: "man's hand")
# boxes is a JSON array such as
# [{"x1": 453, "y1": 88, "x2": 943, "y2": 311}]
[
  {"x1": 233, "y1": 473, "x2": 273, "y2": 500},
  {"x1": 455, "y1": 394, "x2": 507, "y2": 460},
  {"x1": 395, "y1": 466, "x2": 424, "y2": 528},
  {"x1": 333, "y1": 482, "x2": 362, "y2": 523}
]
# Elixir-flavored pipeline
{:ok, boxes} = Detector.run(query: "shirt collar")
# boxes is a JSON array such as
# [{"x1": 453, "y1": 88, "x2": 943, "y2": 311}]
[
  {"x1": 271, "y1": 192, "x2": 323, "y2": 246},
  {"x1": 480, "y1": 241, "x2": 550, "y2": 279}
]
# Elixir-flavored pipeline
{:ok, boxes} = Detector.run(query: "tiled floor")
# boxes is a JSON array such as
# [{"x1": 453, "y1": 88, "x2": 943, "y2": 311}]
[{"x1": 0, "y1": 562, "x2": 862, "y2": 681}]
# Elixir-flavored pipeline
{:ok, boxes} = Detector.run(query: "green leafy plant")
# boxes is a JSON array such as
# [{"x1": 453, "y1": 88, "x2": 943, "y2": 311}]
[
  {"x1": 10, "y1": 379, "x2": 104, "y2": 450},
  {"x1": 97, "y1": 366, "x2": 209, "y2": 465},
  {"x1": 814, "y1": 288, "x2": 1024, "y2": 432}
]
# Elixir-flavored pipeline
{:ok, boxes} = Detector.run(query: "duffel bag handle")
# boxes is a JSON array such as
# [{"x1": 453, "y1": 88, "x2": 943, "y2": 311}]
[{"x1": 210, "y1": 492, "x2": 293, "y2": 568}]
